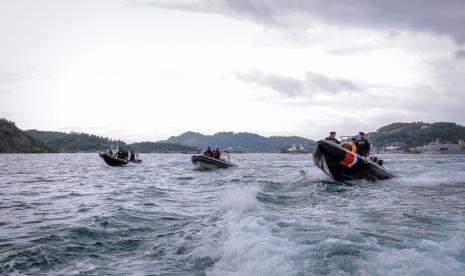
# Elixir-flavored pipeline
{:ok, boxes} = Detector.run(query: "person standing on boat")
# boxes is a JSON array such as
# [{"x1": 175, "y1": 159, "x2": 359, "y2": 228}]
[
  {"x1": 204, "y1": 146, "x2": 213, "y2": 157},
  {"x1": 325, "y1": 131, "x2": 340, "y2": 144},
  {"x1": 356, "y1": 132, "x2": 371, "y2": 157},
  {"x1": 213, "y1": 147, "x2": 221, "y2": 159}
]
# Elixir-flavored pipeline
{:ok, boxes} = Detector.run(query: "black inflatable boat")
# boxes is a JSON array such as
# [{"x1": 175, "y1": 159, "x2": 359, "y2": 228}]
[
  {"x1": 99, "y1": 152, "x2": 129, "y2": 166},
  {"x1": 191, "y1": 155, "x2": 236, "y2": 170},
  {"x1": 312, "y1": 140, "x2": 397, "y2": 182}
]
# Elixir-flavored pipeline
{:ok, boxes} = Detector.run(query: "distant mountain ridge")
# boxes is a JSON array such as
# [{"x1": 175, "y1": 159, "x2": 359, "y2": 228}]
[
  {"x1": 367, "y1": 122, "x2": 465, "y2": 147},
  {"x1": 0, "y1": 119, "x2": 54, "y2": 153},
  {"x1": 165, "y1": 131, "x2": 315, "y2": 152},
  {"x1": 26, "y1": 130, "x2": 127, "y2": 153},
  {"x1": 129, "y1": 142, "x2": 198, "y2": 153},
  {"x1": 26, "y1": 130, "x2": 197, "y2": 153},
  {"x1": 4, "y1": 118, "x2": 464, "y2": 153}
]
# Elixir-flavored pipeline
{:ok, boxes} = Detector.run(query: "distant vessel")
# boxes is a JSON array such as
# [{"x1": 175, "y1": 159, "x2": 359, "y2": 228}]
[
  {"x1": 420, "y1": 139, "x2": 465, "y2": 154},
  {"x1": 225, "y1": 146, "x2": 246, "y2": 153},
  {"x1": 182, "y1": 150, "x2": 202, "y2": 154},
  {"x1": 281, "y1": 144, "x2": 309, "y2": 154},
  {"x1": 377, "y1": 142, "x2": 405, "y2": 154}
]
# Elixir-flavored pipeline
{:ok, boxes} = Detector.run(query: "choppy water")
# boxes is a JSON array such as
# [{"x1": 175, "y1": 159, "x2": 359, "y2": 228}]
[{"x1": 1, "y1": 153, "x2": 465, "y2": 275}]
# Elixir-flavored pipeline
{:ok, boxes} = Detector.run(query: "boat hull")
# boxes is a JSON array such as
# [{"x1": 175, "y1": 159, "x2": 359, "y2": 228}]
[
  {"x1": 191, "y1": 155, "x2": 236, "y2": 170},
  {"x1": 99, "y1": 153, "x2": 129, "y2": 166},
  {"x1": 312, "y1": 140, "x2": 397, "y2": 182}
]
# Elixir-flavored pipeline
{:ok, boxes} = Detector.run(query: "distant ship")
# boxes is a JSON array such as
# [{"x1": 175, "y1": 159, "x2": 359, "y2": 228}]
[
  {"x1": 418, "y1": 139, "x2": 465, "y2": 154},
  {"x1": 281, "y1": 144, "x2": 310, "y2": 154},
  {"x1": 376, "y1": 142, "x2": 406, "y2": 154},
  {"x1": 182, "y1": 150, "x2": 202, "y2": 154}
]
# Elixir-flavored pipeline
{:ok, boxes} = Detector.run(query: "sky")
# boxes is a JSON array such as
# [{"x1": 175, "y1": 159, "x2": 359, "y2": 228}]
[{"x1": 1, "y1": 0, "x2": 464, "y2": 142}]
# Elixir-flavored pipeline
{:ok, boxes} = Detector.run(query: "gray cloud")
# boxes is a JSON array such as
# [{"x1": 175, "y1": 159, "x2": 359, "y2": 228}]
[
  {"x1": 455, "y1": 49, "x2": 465, "y2": 59},
  {"x1": 234, "y1": 70, "x2": 361, "y2": 97},
  {"x1": 234, "y1": 71, "x2": 301, "y2": 97},
  {"x1": 0, "y1": 69, "x2": 33, "y2": 94},
  {"x1": 133, "y1": 0, "x2": 465, "y2": 44},
  {"x1": 0, "y1": 67, "x2": 50, "y2": 93},
  {"x1": 0, "y1": 67, "x2": 48, "y2": 84},
  {"x1": 0, "y1": 70, "x2": 31, "y2": 84}
]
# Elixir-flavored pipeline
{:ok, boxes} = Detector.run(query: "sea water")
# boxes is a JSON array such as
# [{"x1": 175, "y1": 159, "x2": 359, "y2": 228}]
[{"x1": 1, "y1": 153, "x2": 465, "y2": 275}]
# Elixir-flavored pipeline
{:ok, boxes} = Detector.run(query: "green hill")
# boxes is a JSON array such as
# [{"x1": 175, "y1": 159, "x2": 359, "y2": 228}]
[
  {"x1": 0, "y1": 119, "x2": 54, "y2": 153},
  {"x1": 128, "y1": 142, "x2": 199, "y2": 153},
  {"x1": 165, "y1": 131, "x2": 315, "y2": 152},
  {"x1": 26, "y1": 130, "x2": 127, "y2": 153},
  {"x1": 367, "y1": 122, "x2": 465, "y2": 147},
  {"x1": 26, "y1": 129, "x2": 199, "y2": 153}
]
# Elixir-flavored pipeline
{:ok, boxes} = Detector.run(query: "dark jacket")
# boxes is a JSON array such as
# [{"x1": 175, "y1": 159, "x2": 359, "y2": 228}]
[
  {"x1": 356, "y1": 138, "x2": 371, "y2": 157},
  {"x1": 204, "y1": 149, "x2": 213, "y2": 157},
  {"x1": 325, "y1": 136, "x2": 340, "y2": 144}
]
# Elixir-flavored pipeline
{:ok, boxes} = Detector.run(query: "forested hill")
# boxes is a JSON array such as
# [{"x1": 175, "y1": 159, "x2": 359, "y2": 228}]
[
  {"x1": 0, "y1": 119, "x2": 54, "y2": 153},
  {"x1": 128, "y1": 142, "x2": 199, "y2": 153},
  {"x1": 8, "y1": 119, "x2": 463, "y2": 153},
  {"x1": 367, "y1": 122, "x2": 465, "y2": 147},
  {"x1": 26, "y1": 130, "x2": 127, "y2": 153},
  {"x1": 165, "y1": 131, "x2": 315, "y2": 152}
]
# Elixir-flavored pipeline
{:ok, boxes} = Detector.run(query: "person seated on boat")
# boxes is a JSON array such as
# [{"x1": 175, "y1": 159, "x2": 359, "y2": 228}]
[
  {"x1": 119, "y1": 148, "x2": 127, "y2": 159},
  {"x1": 124, "y1": 149, "x2": 129, "y2": 160},
  {"x1": 325, "y1": 131, "x2": 340, "y2": 144},
  {"x1": 213, "y1": 147, "x2": 221, "y2": 159},
  {"x1": 204, "y1": 146, "x2": 214, "y2": 157},
  {"x1": 109, "y1": 149, "x2": 113, "y2": 156},
  {"x1": 356, "y1": 132, "x2": 371, "y2": 157},
  {"x1": 129, "y1": 150, "x2": 135, "y2": 161}
]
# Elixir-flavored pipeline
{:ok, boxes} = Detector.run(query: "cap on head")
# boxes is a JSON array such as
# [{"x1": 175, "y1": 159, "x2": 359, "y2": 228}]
[
  {"x1": 359, "y1": 132, "x2": 365, "y2": 135},
  {"x1": 330, "y1": 131, "x2": 336, "y2": 134}
]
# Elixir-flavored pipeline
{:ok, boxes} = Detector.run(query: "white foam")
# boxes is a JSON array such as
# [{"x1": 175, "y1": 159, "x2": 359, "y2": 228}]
[
  {"x1": 390, "y1": 169, "x2": 465, "y2": 187},
  {"x1": 219, "y1": 185, "x2": 261, "y2": 215},
  {"x1": 359, "y1": 235, "x2": 465, "y2": 275},
  {"x1": 207, "y1": 185, "x2": 301, "y2": 276}
]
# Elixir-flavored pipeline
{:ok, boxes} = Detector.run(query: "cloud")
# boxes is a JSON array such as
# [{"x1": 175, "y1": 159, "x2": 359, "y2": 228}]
[
  {"x1": 132, "y1": 0, "x2": 465, "y2": 44},
  {"x1": 0, "y1": 67, "x2": 51, "y2": 94},
  {"x1": 234, "y1": 70, "x2": 361, "y2": 97},
  {"x1": 234, "y1": 71, "x2": 301, "y2": 97},
  {"x1": 0, "y1": 67, "x2": 48, "y2": 85},
  {"x1": 0, "y1": 69, "x2": 32, "y2": 94},
  {"x1": 455, "y1": 49, "x2": 465, "y2": 59},
  {"x1": 0, "y1": 70, "x2": 32, "y2": 84}
]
